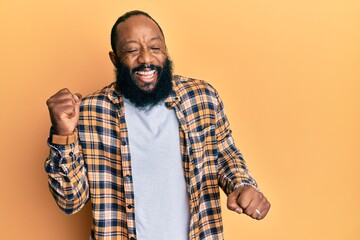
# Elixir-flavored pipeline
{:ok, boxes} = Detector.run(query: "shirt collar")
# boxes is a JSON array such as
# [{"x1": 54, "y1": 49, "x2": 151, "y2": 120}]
[
  {"x1": 164, "y1": 77, "x2": 181, "y2": 109},
  {"x1": 106, "y1": 82, "x2": 125, "y2": 116}
]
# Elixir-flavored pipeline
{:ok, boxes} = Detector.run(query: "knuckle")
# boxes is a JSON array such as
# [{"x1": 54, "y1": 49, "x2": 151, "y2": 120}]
[
  {"x1": 245, "y1": 206, "x2": 255, "y2": 215},
  {"x1": 240, "y1": 193, "x2": 252, "y2": 203},
  {"x1": 47, "y1": 101, "x2": 57, "y2": 109},
  {"x1": 239, "y1": 191, "x2": 249, "y2": 201},
  {"x1": 47, "y1": 101, "x2": 53, "y2": 109},
  {"x1": 61, "y1": 88, "x2": 70, "y2": 93},
  {"x1": 227, "y1": 200, "x2": 236, "y2": 210},
  {"x1": 63, "y1": 98, "x2": 74, "y2": 106},
  {"x1": 238, "y1": 199, "x2": 247, "y2": 209}
]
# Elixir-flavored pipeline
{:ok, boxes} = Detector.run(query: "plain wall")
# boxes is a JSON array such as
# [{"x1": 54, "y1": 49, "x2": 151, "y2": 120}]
[{"x1": 0, "y1": 0, "x2": 359, "y2": 239}]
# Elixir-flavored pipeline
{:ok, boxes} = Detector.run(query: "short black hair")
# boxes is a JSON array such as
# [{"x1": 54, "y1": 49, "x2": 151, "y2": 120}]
[{"x1": 110, "y1": 10, "x2": 165, "y2": 53}]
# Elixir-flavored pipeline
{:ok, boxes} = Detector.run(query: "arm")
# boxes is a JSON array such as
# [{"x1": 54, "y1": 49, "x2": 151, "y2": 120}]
[
  {"x1": 44, "y1": 134, "x2": 89, "y2": 214},
  {"x1": 215, "y1": 91, "x2": 257, "y2": 194},
  {"x1": 215, "y1": 90, "x2": 271, "y2": 220},
  {"x1": 45, "y1": 89, "x2": 89, "y2": 214}
]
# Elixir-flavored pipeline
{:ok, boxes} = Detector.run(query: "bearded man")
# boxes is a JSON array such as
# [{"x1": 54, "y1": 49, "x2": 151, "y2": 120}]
[{"x1": 45, "y1": 10, "x2": 270, "y2": 240}]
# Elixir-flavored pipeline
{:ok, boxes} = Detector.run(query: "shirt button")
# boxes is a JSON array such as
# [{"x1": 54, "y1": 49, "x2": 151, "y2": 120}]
[
  {"x1": 122, "y1": 141, "x2": 127, "y2": 146},
  {"x1": 127, "y1": 204, "x2": 133, "y2": 209}
]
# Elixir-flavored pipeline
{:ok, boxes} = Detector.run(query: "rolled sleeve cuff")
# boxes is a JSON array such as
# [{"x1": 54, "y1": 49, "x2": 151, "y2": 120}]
[
  {"x1": 234, "y1": 181, "x2": 259, "y2": 192},
  {"x1": 48, "y1": 139, "x2": 79, "y2": 164}
]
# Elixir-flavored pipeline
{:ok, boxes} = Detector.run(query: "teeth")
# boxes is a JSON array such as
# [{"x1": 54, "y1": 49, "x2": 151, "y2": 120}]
[{"x1": 136, "y1": 70, "x2": 155, "y2": 75}]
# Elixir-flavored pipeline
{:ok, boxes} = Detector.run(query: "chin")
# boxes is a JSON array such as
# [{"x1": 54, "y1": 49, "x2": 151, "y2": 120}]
[{"x1": 134, "y1": 79, "x2": 158, "y2": 92}]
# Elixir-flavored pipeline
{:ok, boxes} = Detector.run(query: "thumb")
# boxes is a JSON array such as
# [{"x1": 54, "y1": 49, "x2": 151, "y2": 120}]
[
  {"x1": 74, "y1": 93, "x2": 82, "y2": 105},
  {"x1": 227, "y1": 188, "x2": 243, "y2": 214}
]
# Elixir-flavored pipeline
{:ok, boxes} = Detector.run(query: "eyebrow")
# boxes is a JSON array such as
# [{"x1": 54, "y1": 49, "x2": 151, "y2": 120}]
[
  {"x1": 122, "y1": 36, "x2": 163, "y2": 45},
  {"x1": 122, "y1": 40, "x2": 138, "y2": 45}
]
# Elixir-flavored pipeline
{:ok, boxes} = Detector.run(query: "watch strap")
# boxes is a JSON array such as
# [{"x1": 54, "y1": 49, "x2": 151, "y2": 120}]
[{"x1": 51, "y1": 129, "x2": 78, "y2": 145}]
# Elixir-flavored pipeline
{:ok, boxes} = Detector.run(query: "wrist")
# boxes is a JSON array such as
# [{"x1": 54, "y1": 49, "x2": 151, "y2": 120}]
[
  {"x1": 50, "y1": 127, "x2": 78, "y2": 145},
  {"x1": 52, "y1": 126, "x2": 75, "y2": 136}
]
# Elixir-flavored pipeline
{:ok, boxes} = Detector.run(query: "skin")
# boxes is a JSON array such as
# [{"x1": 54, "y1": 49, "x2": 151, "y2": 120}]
[
  {"x1": 109, "y1": 15, "x2": 167, "y2": 92},
  {"x1": 46, "y1": 14, "x2": 270, "y2": 221},
  {"x1": 46, "y1": 89, "x2": 82, "y2": 136},
  {"x1": 227, "y1": 186, "x2": 271, "y2": 220}
]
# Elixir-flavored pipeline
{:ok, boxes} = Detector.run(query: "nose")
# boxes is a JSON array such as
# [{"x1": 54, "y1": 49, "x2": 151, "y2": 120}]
[{"x1": 137, "y1": 49, "x2": 154, "y2": 65}]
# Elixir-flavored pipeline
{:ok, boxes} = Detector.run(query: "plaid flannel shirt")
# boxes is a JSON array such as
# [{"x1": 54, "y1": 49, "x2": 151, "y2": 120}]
[{"x1": 45, "y1": 75, "x2": 257, "y2": 240}]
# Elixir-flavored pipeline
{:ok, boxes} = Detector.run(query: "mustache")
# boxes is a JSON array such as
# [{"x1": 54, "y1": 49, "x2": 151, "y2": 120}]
[{"x1": 131, "y1": 64, "x2": 162, "y2": 73}]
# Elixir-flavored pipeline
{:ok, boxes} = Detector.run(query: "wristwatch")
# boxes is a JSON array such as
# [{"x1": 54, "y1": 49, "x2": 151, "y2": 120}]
[{"x1": 50, "y1": 128, "x2": 78, "y2": 145}]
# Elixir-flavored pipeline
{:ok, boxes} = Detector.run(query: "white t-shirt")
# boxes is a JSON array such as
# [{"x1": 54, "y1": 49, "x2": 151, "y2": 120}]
[{"x1": 124, "y1": 98, "x2": 190, "y2": 240}]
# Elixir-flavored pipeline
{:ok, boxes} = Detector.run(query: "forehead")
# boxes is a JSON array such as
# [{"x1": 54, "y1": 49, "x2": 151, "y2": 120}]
[{"x1": 116, "y1": 15, "x2": 164, "y2": 44}]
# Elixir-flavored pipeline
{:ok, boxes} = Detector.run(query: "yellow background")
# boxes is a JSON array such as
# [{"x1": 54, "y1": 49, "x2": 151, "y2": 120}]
[{"x1": 0, "y1": 0, "x2": 359, "y2": 239}]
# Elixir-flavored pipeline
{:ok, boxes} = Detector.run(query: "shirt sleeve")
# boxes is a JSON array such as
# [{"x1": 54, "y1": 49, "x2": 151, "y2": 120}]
[
  {"x1": 44, "y1": 131, "x2": 89, "y2": 214},
  {"x1": 215, "y1": 91, "x2": 258, "y2": 195}
]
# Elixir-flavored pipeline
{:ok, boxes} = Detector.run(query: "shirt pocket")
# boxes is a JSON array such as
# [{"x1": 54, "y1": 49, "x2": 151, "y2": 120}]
[{"x1": 188, "y1": 125, "x2": 217, "y2": 172}]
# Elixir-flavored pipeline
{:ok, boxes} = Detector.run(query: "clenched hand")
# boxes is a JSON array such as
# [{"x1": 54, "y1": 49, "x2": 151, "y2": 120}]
[
  {"x1": 227, "y1": 185, "x2": 271, "y2": 220},
  {"x1": 46, "y1": 88, "x2": 82, "y2": 136}
]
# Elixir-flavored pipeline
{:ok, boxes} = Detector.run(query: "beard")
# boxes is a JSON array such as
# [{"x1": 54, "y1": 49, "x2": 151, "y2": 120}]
[{"x1": 115, "y1": 58, "x2": 173, "y2": 108}]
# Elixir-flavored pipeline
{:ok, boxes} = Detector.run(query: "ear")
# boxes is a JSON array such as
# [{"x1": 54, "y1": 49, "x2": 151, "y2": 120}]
[{"x1": 109, "y1": 51, "x2": 118, "y2": 66}]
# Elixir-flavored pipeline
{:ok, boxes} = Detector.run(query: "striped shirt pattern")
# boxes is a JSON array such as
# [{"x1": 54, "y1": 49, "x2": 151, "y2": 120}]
[{"x1": 45, "y1": 75, "x2": 257, "y2": 239}]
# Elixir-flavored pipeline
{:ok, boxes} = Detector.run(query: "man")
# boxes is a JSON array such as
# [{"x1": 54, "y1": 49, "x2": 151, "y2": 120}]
[{"x1": 45, "y1": 10, "x2": 270, "y2": 240}]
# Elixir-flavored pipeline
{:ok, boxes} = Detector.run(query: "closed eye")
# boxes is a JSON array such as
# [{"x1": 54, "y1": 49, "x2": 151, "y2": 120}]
[
  {"x1": 127, "y1": 49, "x2": 140, "y2": 53},
  {"x1": 150, "y1": 47, "x2": 162, "y2": 53}
]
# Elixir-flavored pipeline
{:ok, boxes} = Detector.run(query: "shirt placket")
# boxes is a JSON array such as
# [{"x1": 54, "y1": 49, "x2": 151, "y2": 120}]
[
  {"x1": 117, "y1": 97, "x2": 137, "y2": 240},
  {"x1": 172, "y1": 102, "x2": 200, "y2": 240}
]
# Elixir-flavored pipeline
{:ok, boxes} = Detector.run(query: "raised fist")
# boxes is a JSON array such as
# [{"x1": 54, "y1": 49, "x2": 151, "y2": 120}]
[{"x1": 46, "y1": 88, "x2": 82, "y2": 136}]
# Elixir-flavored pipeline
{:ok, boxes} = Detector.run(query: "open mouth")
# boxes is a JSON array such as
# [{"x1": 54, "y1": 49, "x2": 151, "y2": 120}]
[
  {"x1": 136, "y1": 69, "x2": 156, "y2": 80},
  {"x1": 134, "y1": 68, "x2": 158, "y2": 85},
  {"x1": 133, "y1": 65, "x2": 158, "y2": 85}
]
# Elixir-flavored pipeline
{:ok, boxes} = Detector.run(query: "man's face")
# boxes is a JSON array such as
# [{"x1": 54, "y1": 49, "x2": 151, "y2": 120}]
[{"x1": 113, "y1": 15, "x2": 167, "y2": 92}]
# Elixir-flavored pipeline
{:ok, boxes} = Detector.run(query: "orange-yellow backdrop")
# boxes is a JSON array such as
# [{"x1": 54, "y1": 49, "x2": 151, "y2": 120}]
[{"x1": 0, "y1": 1, "x2": 359, "y2": 239}]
